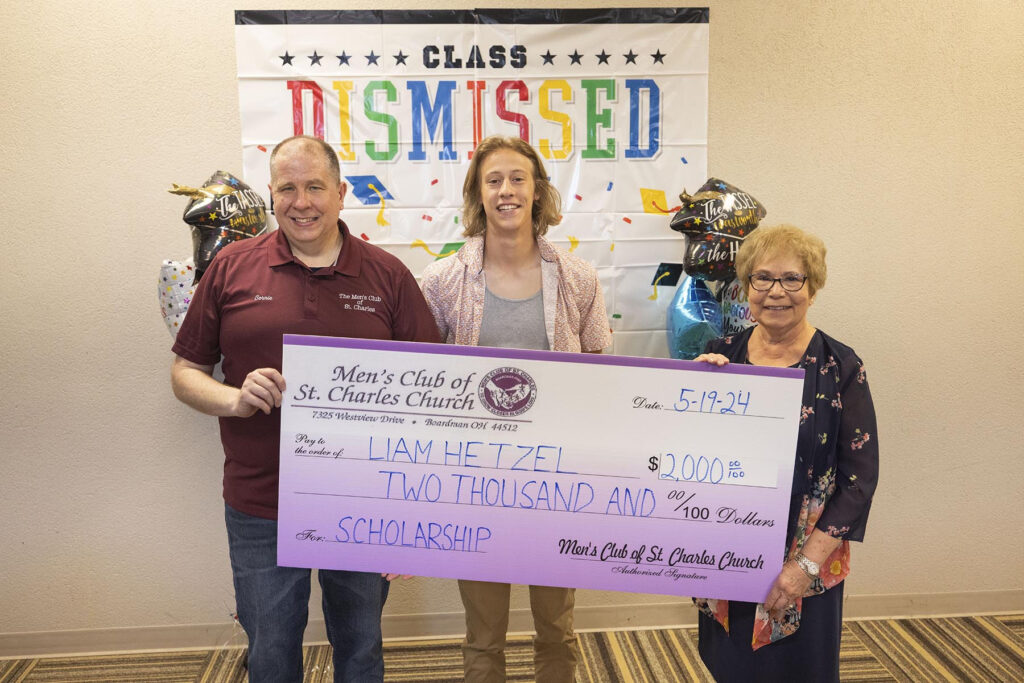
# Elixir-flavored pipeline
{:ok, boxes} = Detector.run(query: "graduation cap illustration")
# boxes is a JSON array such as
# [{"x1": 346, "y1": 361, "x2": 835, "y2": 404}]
[
  {"x1": 650, "y1": 262, "x2": 684, "y2": 287},
  {"x1": 640, "y1": 187, "x2": 679, "y2": 215},
  {"x1": 345, "y1": 175, "x2": 394, "y2": 226},
  {"x1": 345, "y1": 175, "x2": 394, "y2": 205},
  {"x1": 648, "y1": 263, "x2": 684, "y2": 300}
]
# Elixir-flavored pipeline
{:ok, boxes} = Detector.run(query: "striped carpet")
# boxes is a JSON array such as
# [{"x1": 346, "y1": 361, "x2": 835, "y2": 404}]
[{"x1": 1, "y1": 615, "x2": 1021, "y2": 682}]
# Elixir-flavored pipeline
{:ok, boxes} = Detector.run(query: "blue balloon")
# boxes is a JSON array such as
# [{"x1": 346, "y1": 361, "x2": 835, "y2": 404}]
[{"x1": 667, "y1": 276, "x2": 723, "y2": 360}]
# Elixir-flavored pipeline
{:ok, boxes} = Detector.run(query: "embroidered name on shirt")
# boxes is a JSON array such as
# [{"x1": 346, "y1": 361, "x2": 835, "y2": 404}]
[
  {"x1": 339, "y1": 292, "x2": 381, "y2": 313},
  {"x1": 254, "y1": 294, "x2": 274, "y2": 301}
]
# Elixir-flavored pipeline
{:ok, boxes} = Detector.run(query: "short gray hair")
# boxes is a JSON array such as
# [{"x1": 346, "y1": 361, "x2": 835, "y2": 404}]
[{"x1": 270, "y1": 135, "x2": 341, "y2": 184}]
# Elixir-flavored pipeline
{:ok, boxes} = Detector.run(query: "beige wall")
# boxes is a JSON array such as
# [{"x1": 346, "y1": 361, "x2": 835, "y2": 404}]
[{"x1": 1, "y1": 0, "x2": 1021, "y2": 654}]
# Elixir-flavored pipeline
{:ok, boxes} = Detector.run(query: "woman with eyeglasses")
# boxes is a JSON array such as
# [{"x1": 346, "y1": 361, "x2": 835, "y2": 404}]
[{"x1": 694, "y1": 224, "x2": 879, "y2": 682}]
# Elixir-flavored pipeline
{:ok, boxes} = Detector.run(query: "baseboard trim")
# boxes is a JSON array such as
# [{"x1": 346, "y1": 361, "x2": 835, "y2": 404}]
[{"x1": 2, "y1": 590, "x2": 1021, "y2": 659}]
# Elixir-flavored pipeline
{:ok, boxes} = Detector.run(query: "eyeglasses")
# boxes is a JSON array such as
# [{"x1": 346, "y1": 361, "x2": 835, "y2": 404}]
[{"x1": 748, "y1": 273, "x2": 808, "y2": 292}]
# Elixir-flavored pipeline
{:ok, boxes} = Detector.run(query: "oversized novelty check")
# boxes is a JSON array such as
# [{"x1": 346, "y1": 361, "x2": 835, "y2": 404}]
[{"x1": 278, "y1": 335, "x2": 803, "y2": 603}]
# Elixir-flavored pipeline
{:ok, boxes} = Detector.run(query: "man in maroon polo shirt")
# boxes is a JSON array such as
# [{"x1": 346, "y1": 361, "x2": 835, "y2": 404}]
[{"x1": 171, "y1": 135, "x2": 439, "y2": 682}]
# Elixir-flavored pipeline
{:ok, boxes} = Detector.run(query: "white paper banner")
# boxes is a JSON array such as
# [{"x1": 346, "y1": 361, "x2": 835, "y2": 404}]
[{"x1": 235, "y1": 8, "x2": 709, "y2": 357}]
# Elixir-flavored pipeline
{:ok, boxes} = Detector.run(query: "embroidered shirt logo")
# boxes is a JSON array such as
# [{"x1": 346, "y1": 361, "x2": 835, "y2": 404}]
[{"x1": 339, "y1": 292, "x2": 381, "y2": 312}]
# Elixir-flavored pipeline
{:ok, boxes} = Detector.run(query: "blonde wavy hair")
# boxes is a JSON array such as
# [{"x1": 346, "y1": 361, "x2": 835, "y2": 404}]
[
  {"x1": 461, "y1": 136, "x2": 562, "y2": 238},
  {"x1": 736, "y1": 224, "x2": 828, "y2": 296}
]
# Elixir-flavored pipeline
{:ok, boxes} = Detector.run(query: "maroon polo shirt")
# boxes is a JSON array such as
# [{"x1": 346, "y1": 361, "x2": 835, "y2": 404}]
[{"x1": 172, "y1": 221, "x2": 440, "y2": 519}]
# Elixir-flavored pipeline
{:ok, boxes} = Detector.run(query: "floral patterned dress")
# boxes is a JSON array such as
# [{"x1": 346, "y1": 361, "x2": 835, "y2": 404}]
[{"x1": 694, "y1": 327, "x2": 879, "y2": 676}]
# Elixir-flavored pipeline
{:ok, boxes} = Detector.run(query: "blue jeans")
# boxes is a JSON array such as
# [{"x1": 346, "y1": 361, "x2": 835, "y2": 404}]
[{"x1": 225, "y1": 504, "x2": 390, "y2": 682}]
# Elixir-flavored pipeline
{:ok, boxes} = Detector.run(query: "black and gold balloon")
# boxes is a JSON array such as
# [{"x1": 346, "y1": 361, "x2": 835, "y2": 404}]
[
  {"x1": 669, "y1": 178, "x2": 766, "y2": 281},
  {"x1": 168, "y1": 170, "x2": 267, "y2": 284}
]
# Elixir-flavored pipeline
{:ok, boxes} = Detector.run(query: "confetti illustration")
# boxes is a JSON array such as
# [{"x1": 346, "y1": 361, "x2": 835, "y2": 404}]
[{"x1": 411, "y1": 239, "x2": 462, "y2": 259}]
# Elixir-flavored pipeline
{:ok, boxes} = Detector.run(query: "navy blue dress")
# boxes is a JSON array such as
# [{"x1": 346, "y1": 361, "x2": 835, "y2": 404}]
[{"x1": 694, "y1": 327, "x2": 879, "y2": 681}]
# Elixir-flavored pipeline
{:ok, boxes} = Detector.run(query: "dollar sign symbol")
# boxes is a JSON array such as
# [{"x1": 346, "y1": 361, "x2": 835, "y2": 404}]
[{"x1": 648, "y1": 456, "x2": 659, "y2": 472}]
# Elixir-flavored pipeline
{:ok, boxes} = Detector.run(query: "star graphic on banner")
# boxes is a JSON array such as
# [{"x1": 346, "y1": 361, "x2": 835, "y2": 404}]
[
  {"x1": 393, "y1": 50, "x2": 408, "y2": 65},
  {"x1": 308, "y1": 51, "x2": 323, "y2": 66},
  {"x1": 208, "y1": 212, "x2": 217, "y2": 220},
  {"x1": 365, "y1": 51, "x2": 380, "y2": 65},
  {"x1": 568, "y1": 49, "x2": 583, "y2": 65},
  {"x1": 596, "y1": 49, "x2": 610, "y2": 65},
  {"x1": 336, "y1": 51, "x2": 351, "y2": 66},
  {"x1": 228, "y1": 177, "x2": 239, "y2": 187},
  {"x1": 279, "y1": 52, "x2": 294, "y2": 66},
  {"x1": 651, "y1": 49, "x2": 666, "y2": 64},
  {"x1": 624, "y1": 49, "x2": 638, "y2": 64},
  {"x1": 541, "y1": 50, "x2": 556, "y2": 65}
]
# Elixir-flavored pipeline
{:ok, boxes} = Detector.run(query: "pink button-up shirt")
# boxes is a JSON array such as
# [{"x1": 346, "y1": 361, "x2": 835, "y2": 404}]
[{"x1": 420, "y1": 235, "x2": 611, "y2": 353}]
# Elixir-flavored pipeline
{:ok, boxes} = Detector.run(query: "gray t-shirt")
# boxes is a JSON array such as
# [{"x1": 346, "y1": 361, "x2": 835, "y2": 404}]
[{"x1": 477, "y1": 287, "x2": 550, "y2": 350}]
